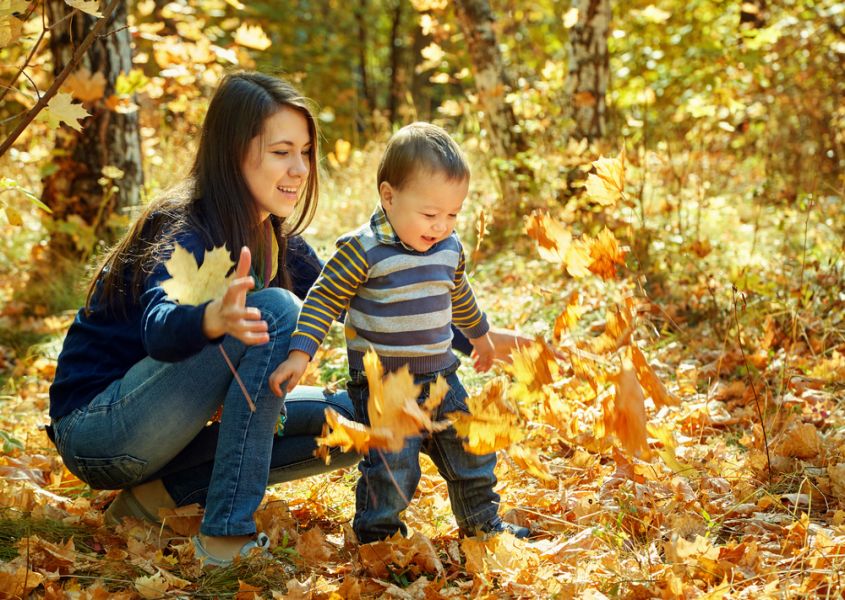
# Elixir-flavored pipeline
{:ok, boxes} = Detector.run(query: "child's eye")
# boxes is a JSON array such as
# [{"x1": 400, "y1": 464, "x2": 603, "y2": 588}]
[
  {"x1": 448, "y1": 214, "x2": 458, "y2": 218},
  {"x1": 423, "y1": 213, "x2": 437, "y2": 218}
]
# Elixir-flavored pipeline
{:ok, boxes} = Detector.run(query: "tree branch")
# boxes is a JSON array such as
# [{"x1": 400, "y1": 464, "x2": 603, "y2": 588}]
[{"x1": 0, "y1": 0, "x2": 122, "y2": 159}]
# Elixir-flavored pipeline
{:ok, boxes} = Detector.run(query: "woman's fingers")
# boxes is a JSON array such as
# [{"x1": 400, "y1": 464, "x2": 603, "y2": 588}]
[{"x1": 235, "y1": 246, "x2": 251, "y2": 279}]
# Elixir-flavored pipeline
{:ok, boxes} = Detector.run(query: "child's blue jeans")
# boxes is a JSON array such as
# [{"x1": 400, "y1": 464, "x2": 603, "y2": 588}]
[{"x1": 348, "y1": 362, "x2": 500, "y2": 543}]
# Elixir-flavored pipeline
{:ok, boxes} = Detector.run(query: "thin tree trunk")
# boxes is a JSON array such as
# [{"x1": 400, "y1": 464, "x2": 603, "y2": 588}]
[
  {"x1": 387, "y1": 0, "x2": 404, "y2": 125},
  {"x1": 410, "y1": 10, "x2": 433, "y2": 121},
  {"x1": 41, "y1": 0, "x2": 143, "y2": 260},
  {"x1": 566, "y1": 0, "x2": 610, "y2": 141},
  {"x1": 740, "y1": 0, "x2": 767, "y2": 29},
  {"x1": 453, "y1": 0, "x2": 531, "y2": 233},
  {"x1": 355, "y1": 0, "x2": 375, "y2": 120}
]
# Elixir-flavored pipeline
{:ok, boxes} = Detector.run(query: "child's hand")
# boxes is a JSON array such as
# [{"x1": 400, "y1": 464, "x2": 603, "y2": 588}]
[
  {"x1": 470, "y1": 333, "x2": 494, "y2": 372},
  {"x1": 269, "y1": 350, "x2": 310, "y2": 396}
]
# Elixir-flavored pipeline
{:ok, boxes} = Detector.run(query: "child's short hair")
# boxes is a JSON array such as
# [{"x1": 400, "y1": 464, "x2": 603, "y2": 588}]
[{"x1": 377, "y1": 122, "x2": 470, "y2": 190}]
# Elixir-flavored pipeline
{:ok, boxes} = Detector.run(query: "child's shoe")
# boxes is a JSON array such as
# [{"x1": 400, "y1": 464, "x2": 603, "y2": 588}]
[{"x1": 461, "y1": 518, "x2": 530, "y2": 539}]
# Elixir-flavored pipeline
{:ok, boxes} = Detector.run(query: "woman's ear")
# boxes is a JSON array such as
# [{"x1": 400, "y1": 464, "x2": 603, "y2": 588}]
[{"x1": 379, "y1": 181, "x2": 394, "y2": 206}]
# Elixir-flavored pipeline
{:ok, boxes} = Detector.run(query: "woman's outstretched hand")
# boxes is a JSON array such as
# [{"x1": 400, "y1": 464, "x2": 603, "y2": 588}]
[{"x1": 202, "y1": 246, "x2": 269, "y2": 345}]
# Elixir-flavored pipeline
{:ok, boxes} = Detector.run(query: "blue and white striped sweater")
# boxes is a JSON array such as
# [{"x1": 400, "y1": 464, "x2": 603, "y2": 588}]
[{"x1": 289, "y1": 208, "x2": 489, "y2": 374}]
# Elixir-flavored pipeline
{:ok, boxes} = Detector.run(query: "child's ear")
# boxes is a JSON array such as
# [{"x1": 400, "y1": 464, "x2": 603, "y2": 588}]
[{"x1": 379, "y1": 181, "x2": 394, "y2": 206}]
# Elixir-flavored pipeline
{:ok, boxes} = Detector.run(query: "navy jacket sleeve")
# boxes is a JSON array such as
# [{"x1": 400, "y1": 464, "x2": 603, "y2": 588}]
[
  {"x1": 286, "y1": 235, "x2": 324, "y2": 300},
  {"x1": 140, "y1": 232, "x2": 217, "y2": 362}
]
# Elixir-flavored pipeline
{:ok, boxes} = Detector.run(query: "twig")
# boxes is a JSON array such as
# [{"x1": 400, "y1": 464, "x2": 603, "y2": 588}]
[
  {"x1": 0, "y1": 0, "x2": 122, "y2": 159},
  {"x1": 218, "y1": 345, "x2": 256, "y2": 412},
  {"x1": 731, "y1": 285, "x2": 771, "y2": 482}
]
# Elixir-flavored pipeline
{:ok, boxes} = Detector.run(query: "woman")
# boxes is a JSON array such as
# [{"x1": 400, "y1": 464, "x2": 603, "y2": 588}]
[{"x1": 49, "y1": 72, "x2": 359, "y2": 566}]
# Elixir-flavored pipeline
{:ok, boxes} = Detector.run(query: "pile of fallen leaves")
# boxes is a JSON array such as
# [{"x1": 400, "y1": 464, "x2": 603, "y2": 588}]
[{"x1": 1, "y1": 152, "x2": 845, "y2": 598}]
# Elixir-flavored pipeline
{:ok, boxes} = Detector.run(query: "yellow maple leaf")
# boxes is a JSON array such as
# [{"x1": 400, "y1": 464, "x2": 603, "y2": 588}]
[
  {"x1": 160, "y1": 243, "x2": 234, "y2": 305},
  {"x1": 65, "y1": 0, "x2": 104, "y2": 17},
  {"x1": 449, "y1": 378, "x2": 524, "y2": 455},
  {"x1": 564, "y1": 237, "x2": 594, "y2": 278},
  {"x1": 585, "y1": 151, "x2": 625, "y2": 206},
  {"x1": 234, "y1": 23, "x2": 272, "y2": 50},
  {"x1": 590, "y1": 298, "x2": 636, "y2": 355},
  {"x1": 63, "y1": 67, "x2": 107, "y2": 102},
  {"x1": 0, "y1": 15, "x2": 22, "y2": 48},
  {"x1": 135, "y1": 572, "x2": 169, "y2": 599},
  {"x1": 524, "y1": 210, "x2": 572, "y2": 263},
  {"x1": 37, "y1": 92, "x2": 90, "y2": 132}
]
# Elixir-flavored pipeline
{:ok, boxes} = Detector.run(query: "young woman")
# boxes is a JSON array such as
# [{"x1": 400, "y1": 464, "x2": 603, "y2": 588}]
[{"x1": 48, "y1": 72, "x2": 358, "y2": 566}]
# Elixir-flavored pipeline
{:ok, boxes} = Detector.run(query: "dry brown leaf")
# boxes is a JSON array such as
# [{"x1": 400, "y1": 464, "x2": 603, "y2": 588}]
[
  {"x1": 134, "y1": 572, "x2": 169, "y2": 599},
  {"x1": 157, "y1": 503, "x2": 202, "y2": 536},
  {"x1": 0, "y1": 565, "x2": 44, "y2": 599},
  {"x1": 772, "y1": 421, "x2": 821, "y2": 459},
  {"x1": 63, "y1": 67, "x2": 107, "y2": 102},
  {"x1": 829, "y1": 463, "x2": 845, "y2": 499},
  {"x1": 590, "y1": 299, "x2": 636, "y2": 354},
  {"x1": 585, "y1": 152, "x2": 625, "y2": 206},
  {"x1": 358, "y1": 531, "x2": 443, "y2": 578},
  {"x1": 524, "y1": 210, "x2": 572, "y2": 263},
  {"x1": 600, "y1": 355, "x2": 650, "y2": 457},
  {"x1": 236, "y1": 579, "x2": 264, "y2": 599},
  {"x1": 295, "y1": 527, "x2": 334, "y2": 564},
  {"x1": 588, "y1": 226, "x2": 626, "y2": 279},
  {"x1": 507, "y1": 446, "x2": 554, "y2": 482},
  {"x1": 17, "y1": 535, "x2": 75, "y2": 573}
]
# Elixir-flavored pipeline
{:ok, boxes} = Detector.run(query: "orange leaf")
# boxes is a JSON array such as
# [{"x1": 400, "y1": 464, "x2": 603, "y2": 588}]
[
  {"x1": 629, "y1": 345, "x2": 679, "y2": 407},
  {"x1": 507, "y1": 446, "x2": 554, "y2": 482},
  {"x1": 588, "y1": 227, "x2": 626, "y2": 279},
  {"x1": 601, "y1": 355, "x2": 649, "y2": 457},
  {"x1": 295, "y1": 527, "x2": 334, "y2": 564},
  {"x1": 63, "y1": 67, "x2": 107, "y2": 103},
  {"x1": 359, "y1": 532, "x2": 443, "y2": 578},
  {"x1": 590, "y1": 299, "x2": 636, "y2": 354},
  {"x1": 553, "y1": 292, "x2": 585, "y2": 343},
  {"x1": 235, "y1": 579, "x2": 263, "y2": 600},
  {"x1": 524, "y1": 210, "x2": 571, "y2": 263},
  {"x1": 508, "y1": 339, "x2": 561, "y2": 403}
]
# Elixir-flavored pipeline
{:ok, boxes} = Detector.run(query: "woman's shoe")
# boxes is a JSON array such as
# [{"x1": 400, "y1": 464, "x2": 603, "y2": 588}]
[
  {"x1": 104, "y1": 488, "x2": 177, "y2": 539},
  {"x1": 192, "y1": 532, "x2": 272, "y2": 568}
]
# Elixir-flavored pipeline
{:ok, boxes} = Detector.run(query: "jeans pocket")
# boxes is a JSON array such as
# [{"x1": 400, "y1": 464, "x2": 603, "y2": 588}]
[{"x1": 73, "y1": 454, "x2": 147, "y2": 489}]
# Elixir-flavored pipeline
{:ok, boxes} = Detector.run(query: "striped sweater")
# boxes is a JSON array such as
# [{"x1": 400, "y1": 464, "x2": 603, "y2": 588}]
[{"x1": 288, "y1": 207, "x2": 489, "y2": 373}]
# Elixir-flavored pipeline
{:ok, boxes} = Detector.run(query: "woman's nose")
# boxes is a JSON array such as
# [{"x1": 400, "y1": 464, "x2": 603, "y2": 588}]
[{"x1": 290, "y1": 155, "x2": 308, "y2": 176}]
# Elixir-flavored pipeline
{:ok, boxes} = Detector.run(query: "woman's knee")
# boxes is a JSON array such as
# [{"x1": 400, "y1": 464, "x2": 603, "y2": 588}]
[{"x1": 247, "y1": 288, "x2": 301, "y2": 335}]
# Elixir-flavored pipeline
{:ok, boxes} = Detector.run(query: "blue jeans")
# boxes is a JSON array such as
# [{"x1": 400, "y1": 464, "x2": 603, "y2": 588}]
[
  {"x1": 348, "y1": 364, "x2": 500, "y2": 543},
  {"x1": 52, "y1": 288, "x2": 358, "y2": 537}
]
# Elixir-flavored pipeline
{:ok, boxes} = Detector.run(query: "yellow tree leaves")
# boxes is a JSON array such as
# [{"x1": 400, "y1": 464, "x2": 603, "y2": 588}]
[
  {"x1": 316, "y1": 349, "x2": 449, "y2": 456},
  {"x1": 233, "y1": 23, "x2": 271, "y2": 50},
  {"x1": 64, "y1": 68, "x2": 107, "y2": 103},
  {"x1": 449, "y1": 378, "x2": 524, "y2": 455},
  {"x1": 160, "y1": 243, "x2": 234, "y2": 305},
  {"x1": 585, "y1": 152, "x2": 626, "y2": 207},
  {"x1": 35, "y1": 92, "x2": 90, "y2": 132}
]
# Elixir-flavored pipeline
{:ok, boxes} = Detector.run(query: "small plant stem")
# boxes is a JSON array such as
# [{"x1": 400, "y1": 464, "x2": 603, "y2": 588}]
[
  {"x1": 0, "y1": 0, "x2": 121, "y2": 159},
  {"x1": 731, "y1": 285, "x2": 771, "y2": 482},
  {"x1": 218, "y1": 345, "x2": 256, "y2": 412}
]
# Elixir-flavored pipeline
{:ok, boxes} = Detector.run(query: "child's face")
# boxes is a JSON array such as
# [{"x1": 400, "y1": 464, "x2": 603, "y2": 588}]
[
  {"x1": 379, "y1": 170, "x2": 469, "y2": 252},
  {"x1": 242, "y1": 107, "x2": 312, "y2": 223}
]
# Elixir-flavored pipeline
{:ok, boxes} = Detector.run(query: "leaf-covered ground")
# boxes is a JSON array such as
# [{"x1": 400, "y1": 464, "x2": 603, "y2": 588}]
[{"x1": 1, "y1": 148, "x2": 844, "y2": 598}]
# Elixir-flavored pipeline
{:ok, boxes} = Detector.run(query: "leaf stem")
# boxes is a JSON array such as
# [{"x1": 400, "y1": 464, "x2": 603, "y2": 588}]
[{"x1": 218, "y1": 345, "x2": 256, "y2": 412}]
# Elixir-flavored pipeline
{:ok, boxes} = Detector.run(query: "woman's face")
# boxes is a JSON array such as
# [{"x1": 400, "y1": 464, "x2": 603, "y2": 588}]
[{"x1": 242, "y1": 107, "x2": 312, "y2": 222}]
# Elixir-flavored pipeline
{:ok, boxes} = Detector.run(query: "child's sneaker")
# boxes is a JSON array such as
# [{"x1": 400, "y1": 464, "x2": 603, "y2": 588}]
[{"x1": 461, "y1": 518, "x2": 530, "y2": 539}]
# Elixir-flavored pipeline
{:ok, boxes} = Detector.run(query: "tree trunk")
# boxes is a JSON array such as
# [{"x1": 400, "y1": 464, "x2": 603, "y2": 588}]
[
  {"x1": 740, "y1": 0, "x2": 767, "y2": 29},
  {"x1": 387, "y1": 0, "x2": 404, "y2": 126},
  {"x1": 410, "y1": 10, "x2": 434, "y2": 121},
  {"x1": 566, "y1": 0, "x2": 610, "y2": 141},
  {"x1": 453, "y1": 0, "x2": 531, "y2": 233},
  {"x1": 41, "y1": 0, "x2": 143, "y2": 261},
  {"x1": 355, "y1": 0, "x2": 375, "y2": 121}
]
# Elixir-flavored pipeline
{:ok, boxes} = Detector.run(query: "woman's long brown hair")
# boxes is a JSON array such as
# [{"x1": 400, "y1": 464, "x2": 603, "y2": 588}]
[{"x1": 85, "y1": 72, "x2": 320, "y2": 316}]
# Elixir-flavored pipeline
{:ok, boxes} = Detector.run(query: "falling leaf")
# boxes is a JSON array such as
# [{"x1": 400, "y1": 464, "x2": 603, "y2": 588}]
[
  {"x1": 508, "y1": 339, "x2": 560, "y2": 403},
  {"x1": 316, "y1": 407, "x2": 380, "y2": 456},
  {"x1": 63, "y1": 67, "x2": 107, "y2": 102},
  {"x1": 37, "y1": 92, "x2": 90, "y2": 132},
  {"x1": 590, "y1": 299, "x2": 636, "y2": 354},
  {"x1": 629, "y1": 345, "x2": 679, "y2": 406},
  {"x1": 160, "y1": 243, "x2": 234, "y2": 306},
  {"x1": 563, "y1": 7, "x2": 579, "y2": 28},
  {"x1": 588, "y1": 227, "x2": 626, "y2": 279},
  {"x1": 525, "y1": 210, "x2": 572, "y2": 263},
  {"x1": 601, "y1": 355, "x2": 649, "y2": 457},
  {"x1": 474, "y1": 207, "x2": 488, "y2": 259},
  {"x1": 449, "y1": 378, "x2": 524, "y2": 454},
  {"x1": 585, "y1": 152, "x2": 625, "y2": 206},
  {"x1": 65, "y1": 0, "x2": 104, "y2": 17},
  {"x1": 553, "y1": 292, "x2": 585, "y2": 343},
  {"x1": 234, "y1": 23, "x2": 271, "y2": 50},
  {"x1": 564, "y1": 237, "x2": 594, "y2": 278}
]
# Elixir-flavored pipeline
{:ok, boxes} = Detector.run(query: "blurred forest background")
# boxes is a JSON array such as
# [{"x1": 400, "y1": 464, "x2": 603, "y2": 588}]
[{"x1": 1, "y1": 0, "x2": 845, "y2": 597}]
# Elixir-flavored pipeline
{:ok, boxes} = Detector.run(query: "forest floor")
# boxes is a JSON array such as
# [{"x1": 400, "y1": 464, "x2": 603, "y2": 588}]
[{"x1": 1, "y1": 168, "x2": 844, "y2": 598}]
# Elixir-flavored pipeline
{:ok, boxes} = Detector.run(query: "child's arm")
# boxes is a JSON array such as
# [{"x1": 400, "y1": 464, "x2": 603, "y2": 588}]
[
  {"x1": 269, "y1": 237, "x2": 368, "y2": 395},
  {"x1": 451, "y1": 245, "x2": 493, "y2": 372}
]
